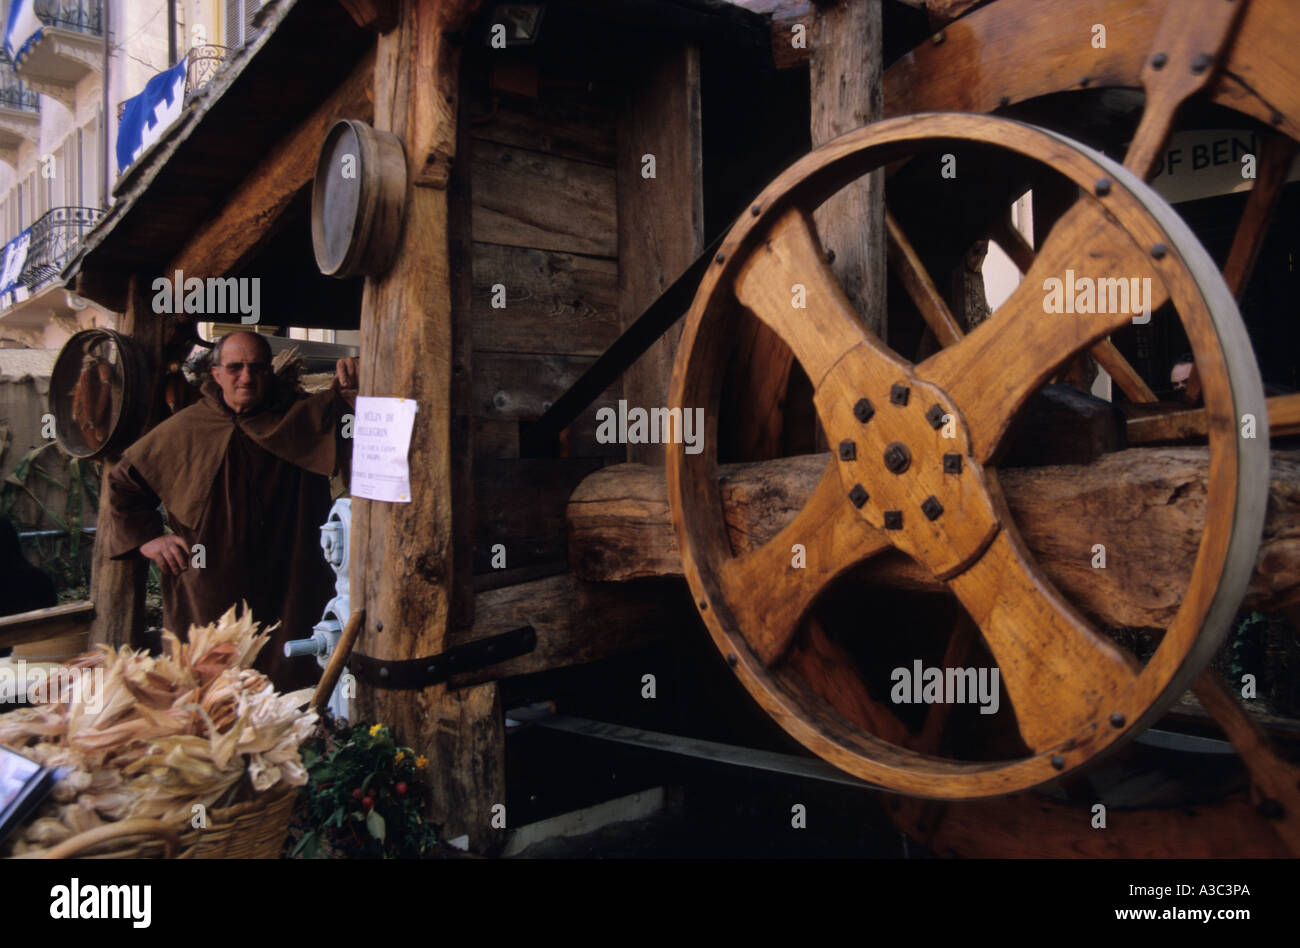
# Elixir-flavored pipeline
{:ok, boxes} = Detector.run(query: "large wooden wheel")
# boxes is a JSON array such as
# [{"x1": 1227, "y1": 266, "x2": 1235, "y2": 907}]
[{"x1": 667, "y1": 113, "x2": 1268, "y2": 799}]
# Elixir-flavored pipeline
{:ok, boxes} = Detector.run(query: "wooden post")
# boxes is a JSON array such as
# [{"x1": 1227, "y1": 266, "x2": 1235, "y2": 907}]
[
  {"x1": 88, "y1": 273, "x2": 164, "y2": 649},
  {"x1": 616, "y1": 44, "x2": 704, "y2": 465},
  {"x1": 350, "y1": 0, "x2": 504, "y2": 853},
  {"x1": 729, "y1": 0, "x2": 884, "y2": 459},
  {"x1": 810, "y1": 0, "x2": 884, "y2": 334}
]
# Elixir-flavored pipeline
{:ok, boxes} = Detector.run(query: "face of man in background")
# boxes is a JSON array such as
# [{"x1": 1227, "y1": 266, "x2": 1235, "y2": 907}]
[
  {"x1": 1170, "y1": 360, "x2": 1202, "y2": 405},
  {"x1": 212, "y1": 332, "x2": 271, "y2": 414}
]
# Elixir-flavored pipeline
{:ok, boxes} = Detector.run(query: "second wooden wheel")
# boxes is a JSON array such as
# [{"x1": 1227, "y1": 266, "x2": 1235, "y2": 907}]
[{"x1": 666, "y1": 113, "x2": 1268, "y2": 799}]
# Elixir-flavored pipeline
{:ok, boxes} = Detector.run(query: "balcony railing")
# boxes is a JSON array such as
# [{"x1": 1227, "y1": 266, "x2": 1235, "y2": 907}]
[
  {"x1": 115, "y1": 45, "x2": 231, "y2": 121},
  {"x1": 20, "y1": 205, "x2": 103, "y2": 292},
  {"x1": 0, "y1": 60, "x2": 38, "y2": 112},
  {"x1": 184, "y1": 44, "x2": 228, "y2": 104},
  {"x1": 33, "y1": 0, "x2": 102, "y2": 37}
]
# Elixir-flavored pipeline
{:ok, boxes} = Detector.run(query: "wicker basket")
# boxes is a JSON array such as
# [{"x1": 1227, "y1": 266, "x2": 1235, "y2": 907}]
[{"x1": 23, "y1": 785, "x2": 300, "y2": 860}]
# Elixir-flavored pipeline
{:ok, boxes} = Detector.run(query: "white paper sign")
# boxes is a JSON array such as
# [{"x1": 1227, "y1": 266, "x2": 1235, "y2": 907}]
[{"x1": 351, "y1": 396, "x2": 418, "y2": 503}]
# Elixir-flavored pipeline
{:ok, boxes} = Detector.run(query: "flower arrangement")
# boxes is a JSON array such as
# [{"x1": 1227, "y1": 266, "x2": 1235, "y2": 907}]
[{"x1": 291, "y1": 719, "x2": 437, "y2": 859}]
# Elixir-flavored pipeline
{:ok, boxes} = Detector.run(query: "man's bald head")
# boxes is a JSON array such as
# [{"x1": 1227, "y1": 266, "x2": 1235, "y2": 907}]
[
  {"x1": 211, "y1": 332, "x2": 274, "y2": 414},
  {"x1": 213, "y1": 331, "x2": 272, "y2": 366}
]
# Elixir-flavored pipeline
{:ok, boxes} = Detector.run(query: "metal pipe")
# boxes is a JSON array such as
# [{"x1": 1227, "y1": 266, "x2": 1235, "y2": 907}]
[
  {"x1": 167, "y1": 0, "x2": 176, "y2": 65},
  {"x1": 19, "y1": 528, "x2": 96, "y2": 539},
  {"x1": 101, "y1": 0, "x2": 109, "y2": 205}
]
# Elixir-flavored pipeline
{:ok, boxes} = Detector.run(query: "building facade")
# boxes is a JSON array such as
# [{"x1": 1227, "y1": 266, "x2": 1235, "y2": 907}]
[{"x1": 0, "y1": 0, "x2": 257, "y2": 349}]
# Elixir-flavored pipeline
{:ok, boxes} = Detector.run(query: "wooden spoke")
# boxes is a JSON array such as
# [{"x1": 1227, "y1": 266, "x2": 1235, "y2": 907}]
[
  {"x1": 914, "y1": 611, "x2": 979, "y2": 755},
  {"x1": 945, "y1": 527, "x2": 1138, "y2": 752},
  {"x1": 987, "y1": 210, "x2": 1157, "y2": 404},
  {"x1": 885, "y1": 207, "x2": 965, "y2": 347},
  {"x1": 1123, "y1": 0, "x2": 1247, "y2": 178},
  {"x1": 1090, "y1": 337, "x2": 1157, "y2": 403},
  {"x1": 787, "y1": 617, "x2": 914, "y2": 747},
  {"x1": 1222, "y1": 132, "x2": 1298, "y2": 299},
  {"x1": 718, "y1": 459, "x2": 891, "y2": 667},
  {"x1": 987, "y1": 211, "x2": 1035, "y2": 274},
  {"x1": 917, "y1": 198, "x2": 1168, "y2": 463},
  {"x1": 733, "y1": 207, "x2": 870, "y2": 391},
  {"x1": 1193, "y1": 673, "x2": 1300, "y2": 854}
]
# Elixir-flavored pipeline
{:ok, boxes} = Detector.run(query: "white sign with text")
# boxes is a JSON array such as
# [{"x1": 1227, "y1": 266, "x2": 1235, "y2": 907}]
[{"x1": 351, "y1": 396, "x2": 418, "y2": 503}]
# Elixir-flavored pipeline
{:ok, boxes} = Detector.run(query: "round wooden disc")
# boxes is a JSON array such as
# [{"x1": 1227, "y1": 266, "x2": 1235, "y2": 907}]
[
  {"x1": 49, "y1": 329, "x2": 150, "y2": 459},
  {"x1": 311, "y1": 119, "x2": 407, "y2": 278}
]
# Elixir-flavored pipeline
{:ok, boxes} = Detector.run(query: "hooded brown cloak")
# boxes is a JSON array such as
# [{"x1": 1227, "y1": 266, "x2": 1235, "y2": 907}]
[{"x1": 105, "y1": 377, "x2": 353, "y2": 690}]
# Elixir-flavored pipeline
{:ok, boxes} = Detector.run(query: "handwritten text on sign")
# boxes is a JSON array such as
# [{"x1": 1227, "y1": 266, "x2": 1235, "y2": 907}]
[{"x1": 351, "y1": 396, "x2": 418, "y2": 503}]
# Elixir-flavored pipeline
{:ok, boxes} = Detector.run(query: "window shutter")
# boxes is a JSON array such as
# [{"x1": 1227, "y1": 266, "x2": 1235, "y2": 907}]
[
  {"x1": 244, "y1": 0, "x2": 261, "y2": 40},
  {"x1": 224, "y1": 0, "x2": 242, "y2": 47}
]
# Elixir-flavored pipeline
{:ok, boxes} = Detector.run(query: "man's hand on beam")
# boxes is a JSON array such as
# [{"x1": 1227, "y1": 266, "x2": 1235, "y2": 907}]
[{"x1": 333, "y1": 357, "x2": 360, "y2": 392}]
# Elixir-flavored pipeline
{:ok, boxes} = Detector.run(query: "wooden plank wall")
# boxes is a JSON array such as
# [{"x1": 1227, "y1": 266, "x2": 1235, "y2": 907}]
[{"x1": 466, "y1": 73, "x2": 624, "y2": 576}]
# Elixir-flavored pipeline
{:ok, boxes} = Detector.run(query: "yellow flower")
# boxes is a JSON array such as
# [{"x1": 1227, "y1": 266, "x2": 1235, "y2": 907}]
[
  {"x1": 415, "y1": 755, "x2": 428, "y2": 770},
  {"x1": 369, "y1": 724, "x2": 383, "y2": 738},
  {"x1": 394, "y1": 751, "x2": 405, "y2": 764}
]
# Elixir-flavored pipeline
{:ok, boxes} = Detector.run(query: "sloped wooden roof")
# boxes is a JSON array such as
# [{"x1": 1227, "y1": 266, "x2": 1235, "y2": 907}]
[
  {"x1": 64, "y1": 0, "x2": 770, "y2": 313},
  {"x1": 64, "y1": 0, "x2": 373, "y2": 312}
]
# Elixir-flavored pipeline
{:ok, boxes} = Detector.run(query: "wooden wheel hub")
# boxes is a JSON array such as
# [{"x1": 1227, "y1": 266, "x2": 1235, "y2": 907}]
[
  {"x1": 667, "y1": 113, "x2": 1269, "y2": 799},
  {"x1": 817, "y1": 347, "x2": 996, "y2": 580}
]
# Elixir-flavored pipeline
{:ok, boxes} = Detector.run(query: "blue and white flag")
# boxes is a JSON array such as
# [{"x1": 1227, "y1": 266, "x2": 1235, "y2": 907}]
[
  {"x1": 116, "y1": 58, "x2": 188, "y2": 174},
  {"x1": 4, "y1": 0, "x2": 44, "y2": 65},
  {"x1": 0, "y1": 228, "x2": 31, "y2": 295}
]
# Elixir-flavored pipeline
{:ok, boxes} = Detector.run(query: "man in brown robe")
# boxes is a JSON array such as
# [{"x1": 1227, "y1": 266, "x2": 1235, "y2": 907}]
[{"x1": 105, "y1": 331, "x2": 357, "y2": 690}]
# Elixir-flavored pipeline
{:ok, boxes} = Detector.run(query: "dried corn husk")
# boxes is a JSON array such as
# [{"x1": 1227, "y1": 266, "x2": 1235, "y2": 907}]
[{"x1": 1, "y1": 605, "x2": 316, "y2": 855}]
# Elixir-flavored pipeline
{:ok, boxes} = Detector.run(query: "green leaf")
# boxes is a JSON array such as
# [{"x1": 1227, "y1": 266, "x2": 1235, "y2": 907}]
[
  {"x1": 366, "y1": 808, "x2": 386, "y2": 843},
  {"x1": 291, "y1": 830, "x2": 318, "y2": 857}
]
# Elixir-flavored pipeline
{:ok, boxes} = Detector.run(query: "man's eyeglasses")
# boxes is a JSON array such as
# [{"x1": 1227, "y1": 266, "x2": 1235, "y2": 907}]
[{"x1": 217, "y1": 361, "x2": 272, "y2": 376}]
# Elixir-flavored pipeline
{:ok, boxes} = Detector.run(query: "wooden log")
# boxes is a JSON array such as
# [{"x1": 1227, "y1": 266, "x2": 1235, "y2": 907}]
[
  {"x1": 166, "y1": 46, "x2": 376, "y2": 281},
  {"x1": 616, "y1": 43, "x2": 704, "y2": 465},
  {"x1": 350, "y1": 0, "x2": 502, "y2": 854},
  {"x1": 568, "y1": 448, "x2": 1300, "y2": 629}
]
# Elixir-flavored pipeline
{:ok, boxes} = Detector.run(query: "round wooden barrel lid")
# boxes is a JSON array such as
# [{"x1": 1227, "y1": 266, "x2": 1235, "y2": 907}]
[
  {"x1": 49, "y1": 329, "x2": 151, "y2": 459},
  {"x1": 311, "y1": 119, "x2": 407, "y2": 278}
]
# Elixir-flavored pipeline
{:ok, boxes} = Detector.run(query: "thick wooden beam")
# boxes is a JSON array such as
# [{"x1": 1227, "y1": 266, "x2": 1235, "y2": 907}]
[
  {"x1": 445, "y1": 573, "x2": 689, "y2": 688},
  {"x1": 567, "y1": 448, "x2": 1300, "y2": 629},
  {"x1": 339, "y1": 0, "x2": 399, "y2": 32},
  {"x1": 810, "y1": 0, "x2": 884, "y2": 334},
  {"x1": 616, "y1": 44, "x2": 704, "y2": 465},
  {"x1": 1127, "y1": 393, "x2": 1300, "y2": 444},
  {"x1": 166, "y1": 45, "x2": 376, "y2": 280},
  {"x1": 728, "y1": 0, "x2": 884, "y2": 460},
  {"x1": 350, "y1": 0, "x2": 500, "y2": 853}
]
